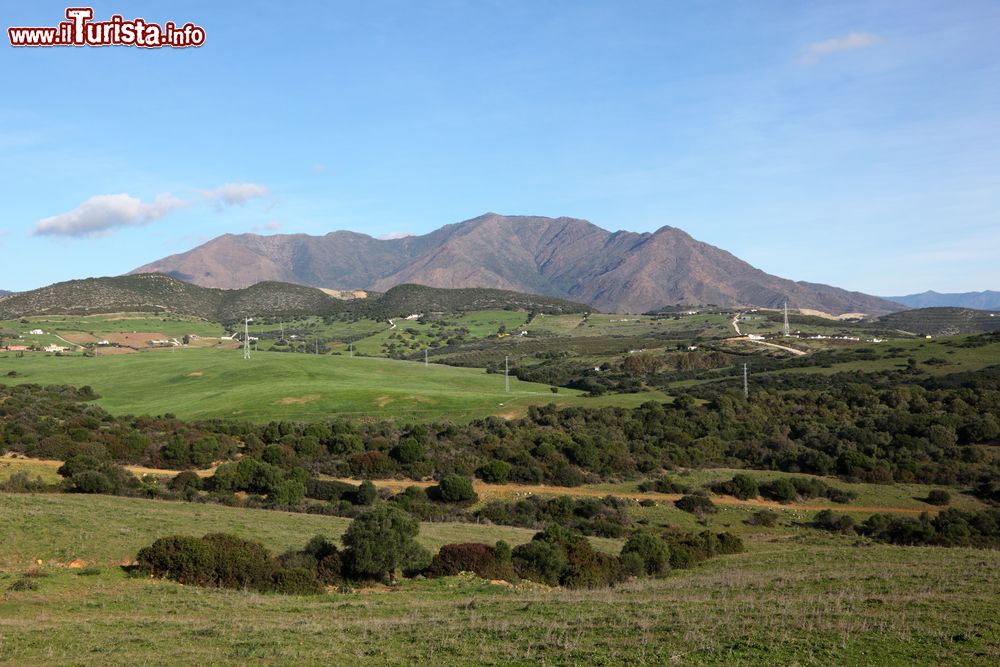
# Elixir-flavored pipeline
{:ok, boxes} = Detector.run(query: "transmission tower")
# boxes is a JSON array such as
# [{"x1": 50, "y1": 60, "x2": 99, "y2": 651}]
[
  {"x1": 783, "y1": 300, "x2": 791, "y2": 337},
  {"x1": 505, "y1": 355, "x2": 510, "y2": 393},
  {"x1": 243, "y1": 317, "x2": 251, "y2": 360},
  {"x1": 743, "y1": 363, "x2": 749, "y2": 399}
]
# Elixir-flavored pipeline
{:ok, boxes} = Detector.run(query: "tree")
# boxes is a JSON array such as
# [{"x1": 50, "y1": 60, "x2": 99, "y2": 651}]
[{"x1": 342, "y1": 506, "x2": 429, "y2": 583}]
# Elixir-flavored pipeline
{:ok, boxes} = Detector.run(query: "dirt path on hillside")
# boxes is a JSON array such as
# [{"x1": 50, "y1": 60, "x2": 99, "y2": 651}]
[
  {"x1": 0, "y1": 454, "x2": 217, "y2": 478},
  {"x1": 327, "y1": 477, "x2": 935, "y2": 515},
  {"x1": 1, "y1": 454, "x2": 933, "y2": 515}
]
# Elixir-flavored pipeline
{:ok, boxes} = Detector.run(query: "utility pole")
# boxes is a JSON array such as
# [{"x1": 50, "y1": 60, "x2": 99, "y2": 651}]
[
  {"x1": 783, "y1": 300, "x2": 790, "y2": 337},
  {"x1": 743, "y1": 363, "x2": 749, "y2": 399},
  {"x1": 505, "y1": 355, "x2": 510, "y2": 393},
  {"x1": 243, "y1": 317, "x2": 251, "y2": 360}
]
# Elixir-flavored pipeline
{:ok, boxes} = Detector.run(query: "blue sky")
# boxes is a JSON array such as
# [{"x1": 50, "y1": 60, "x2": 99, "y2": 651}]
[{"x1": 0, "y1": 0, "x2": 997, "y2": 294}]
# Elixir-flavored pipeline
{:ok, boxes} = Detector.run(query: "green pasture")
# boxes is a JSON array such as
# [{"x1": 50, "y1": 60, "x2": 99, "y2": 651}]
[
  {"x1": 0, "y1": 346, "x2": 666, "y2": 422},
  {"x1": 1, "y1": 492, "x2": 997, "y2": 665}
]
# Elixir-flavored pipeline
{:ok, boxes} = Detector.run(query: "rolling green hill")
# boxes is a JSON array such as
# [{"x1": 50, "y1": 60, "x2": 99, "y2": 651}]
[
  {"x1": 0, "y1": 275, "x2": 591, "y2": 326},
  {"x1": 354, "y1": 283, "x2": 591, "y2": 319},
  {"x1": 0, "y1": 274, "x2": 346, "y2": 325},
  {"x1": 876, "y1": 307, "x2": 1000, "y2": 336},
  {"x1": 0, "y1": 347, "x2": 664, "y2": 421}
]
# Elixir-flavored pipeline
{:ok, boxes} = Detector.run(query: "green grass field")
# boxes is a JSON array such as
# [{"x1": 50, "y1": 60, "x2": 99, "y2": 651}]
[
  {"x1": 0, "y1": 346, "x2": 666, "y2": 421},
  {"x1": 1, "y1": 492, "x2": 997, "y2": 665}
]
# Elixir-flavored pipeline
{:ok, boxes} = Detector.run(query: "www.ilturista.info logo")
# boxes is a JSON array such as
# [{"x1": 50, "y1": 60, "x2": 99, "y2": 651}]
[{"x1": 8, "y1": 7, "x2": 205, "y2": 48}]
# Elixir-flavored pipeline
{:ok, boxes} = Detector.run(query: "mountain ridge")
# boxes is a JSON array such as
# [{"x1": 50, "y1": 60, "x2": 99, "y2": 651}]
[
  {"x1": 885, "y1": 290, "x2": 1000, "y2": 311},
  {"x1": 0, "y1": 274, "x2": 590, "y2": 324},
  {"x1": 131, "y1": 213, "x2": 902, "y2": 315}
]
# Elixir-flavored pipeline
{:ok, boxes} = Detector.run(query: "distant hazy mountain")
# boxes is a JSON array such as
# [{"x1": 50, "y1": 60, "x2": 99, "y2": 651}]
[
  {"x1": 0, "y1": 290, "x2": 11, "y2": 298},
  {"x1": 131, "y1": 213, "x2": 902, "y2": 315},
  {"x1": 885, "y1": 290, "x2": 1000, "y2": 311}
]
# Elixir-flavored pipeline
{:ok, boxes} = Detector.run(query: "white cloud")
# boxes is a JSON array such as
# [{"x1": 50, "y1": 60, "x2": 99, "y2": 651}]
[
  {"x1": 378, "y1": 231, "x2": 413, "y2": 240},
  {"x1": 201, "y1": 182, "x2": 270, "y2": 206},
  {"x1": 253, "y1": 220, "x2": 283, "y2": 233},
  {"x1": 802, "y1": 32, "x2": 881, "y2": 64},
  {"x1": 32, "y1": 193, "x2": 186, "y2": 237}
]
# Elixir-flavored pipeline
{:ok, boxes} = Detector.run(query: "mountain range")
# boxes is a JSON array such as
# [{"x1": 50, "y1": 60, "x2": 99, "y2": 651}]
[
  {"x1": 131, "y1": 213, "x2": 902, "y2": 315},
  {"x1": 884, "y1": 290, "x2": 1000, "y2": 311}
]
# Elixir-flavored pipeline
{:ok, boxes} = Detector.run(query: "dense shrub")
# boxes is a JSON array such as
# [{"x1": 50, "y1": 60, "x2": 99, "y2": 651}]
[
  {"x1": 512, "y1": 525, "x2": 625, "y2": 589},
  {"x1": 135, "y1": 535, "x2": 217, "y2": 586},
  {"x1": 860, "y1": 508, "x2": 1000, "y2": 548},
  {"x1": 476, "y1": 460, "x2": 512, "y2": 484},
  {"x1": 426, "y1": 542, "x2": 516, "y2": 581},
  {"x1": 637, "y1": 476, "x2": 691, "y2": 494},
  {"x1": 759, "y1": 477, "x2": 856, "y2": 505},
  {"x1": 712, "y1": 474, "x2": 759, "y2": 500},
  {"x1": 56, "y1": 454, "x2": 141, "y2": 496},
  {"x1": 814, "y1": 509, "x2": 857, "y2": 534},
  {"x1": 304, "y1": 478, "x2": 357, "y2": 502},
  {"x1": 271, "y1": 567, "x2": 325, "y2": 594},
  {"x1": 135, "y1": 533, "x2": 327, "y2": 594},
  {"x1": 433, "y1": 475, "x2": 478, "y2": 504},
  {"x1": 927, "y1": 489, "x2": 952, "y2": 506},
  {"x1": 675, "y1": 493, "x2": 717, "y2": 514},
  {"x1": 476, "y1": 495, "x2": 633, "y2": 537},
  {"x1": 620, "y1": 531, "x2": 670, "y2": 576},
  {"x1": 168, "y1": 470, "x2": 203, "y2": 493}
]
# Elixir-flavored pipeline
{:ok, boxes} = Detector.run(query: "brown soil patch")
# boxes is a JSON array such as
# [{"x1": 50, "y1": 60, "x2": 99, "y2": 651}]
[
  {"x1": 187, "y1": 371, "x2": 205, "y2": 377},
  {"x1": 66, "y1": 559, "x2": 87, "y2": 569},
  {"x1": 105, "y1": 332, "x2": 170, "y2": 348},
  {"x1": 275, "y1": 394, "x2": 322, "y2": 405},
  {"x1": 60, "y1": 332, "x2": 98, "y2": 344},
  {"x1": 375, "y1": 395, "x2": 393, "y2": 407}
]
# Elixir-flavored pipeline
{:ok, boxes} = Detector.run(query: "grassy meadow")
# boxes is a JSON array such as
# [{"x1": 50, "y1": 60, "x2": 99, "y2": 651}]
[
  {"x1": 0, "y1": 345, "x2": 666, "y2": 421},
  {"x1": 0, "y1": 492, "x2": 997, "y2": 665}
]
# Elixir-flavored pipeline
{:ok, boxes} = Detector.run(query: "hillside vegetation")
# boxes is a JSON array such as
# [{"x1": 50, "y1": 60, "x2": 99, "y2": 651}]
[
  {"x1": 877, "y1": 307, "x2": 1000, "y2": 336},
  {"x1": 0, "y1": 275, "x2": 592, "y2": 325}
]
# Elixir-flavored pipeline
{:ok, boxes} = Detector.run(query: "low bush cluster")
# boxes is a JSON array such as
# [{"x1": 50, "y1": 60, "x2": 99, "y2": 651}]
[
  {"x1": 812, "y1": 508, "x2": 1000, "y2": 548},
  {"x1": 476, "y1": 495, "x2": 633, "y2": 537},
  {"x1": 674, "y1": 492, "x2": 717, "y2": 515},
  {"x1": 637, "y1": 476, "x2": 691, "y2": 494},
  {"x1": 135, "y1": 533, "x2": 323, "y2": 594},
  {"x1": 57, "y1": 454, "x2": 143, "y2": 496},
  {"x1": 426, "y1": 542, "x2": 516, "y2": 581},
  {"x1": 758, "y1": 477, "x2": 856, "y2": 504}
]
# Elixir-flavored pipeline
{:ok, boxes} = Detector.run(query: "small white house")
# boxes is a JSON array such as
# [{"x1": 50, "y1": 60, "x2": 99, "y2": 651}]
[
  {"x1": 29, "y1": 329, "x2": 44, "y2": 335},
  {"x1": 43, "y1": 344, "x2": 67, "y2": 353}
]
